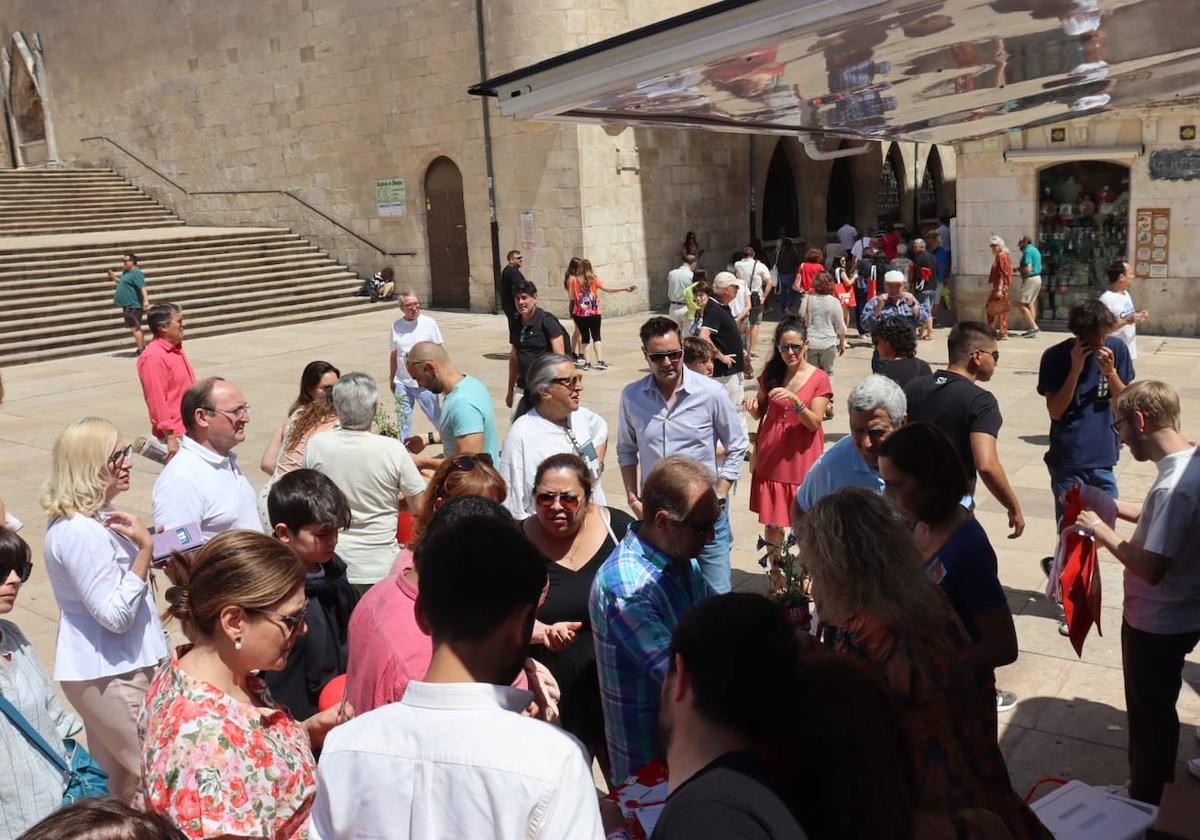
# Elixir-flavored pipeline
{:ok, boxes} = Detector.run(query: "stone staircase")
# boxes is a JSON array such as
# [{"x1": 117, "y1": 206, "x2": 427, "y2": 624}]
[{"x1": 0, "y1": 169, "x2": 378, "y2": 366}]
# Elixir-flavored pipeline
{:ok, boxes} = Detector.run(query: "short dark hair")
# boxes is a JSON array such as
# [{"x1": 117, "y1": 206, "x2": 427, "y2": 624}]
[
  {"x1": 506, "y1": 249, "x2": 521, "y2": 261},
  {"x1": 670, "y1": 593, "x2": 802, "y2": 742},
  {"x1": 639, "y1": 316, "x2": 680, "y2": 346},
  {"x1": 1106, "y1": 259, "x2": 1130, "y2": 285},
  {"x1": 0, "y1": 526, "x2": 31, "y2": 583},
  {"x1": 1068, "y1": 299, "x2": 1118, "y2": 337},
  {"x1": 511, "y1": 278, "x2": 538, "y2": 298},
  {"x1": 534, "y1": 452, "x2": 593, "y2": 499},
  {"x1": 876, "y1": 422, "x2": 969, "y2": 523},
  {"x1": 872, "y1": 318, "x2": 918, "y2": 359},
  {"x1": 122, "y1": 252, "x2": 139, "y2": 264},
  {"x1": 691, "y1": 280, "x2": 712, "y2": 298},
  {"x1": 682, "y1": 336, "x2": 714, "y2": 365},
  {"x1": 146, "y1": 302, "x2": 180, "y2": 336},
  {"x1": 180, "y1": 376, "x2": 224, "y2": 434},
  {"x1": 946, "y1": 321, "x2": 995, "y2": 365},
  {"x1": 415, "y1": 498, "x2": 544, "y2": 642},
  {"x1": 19, "y1": 798, "x2": 187, "y2": 840},
  {"x1": 267, "y1": 469, "x2": 351, "y2": 533}
]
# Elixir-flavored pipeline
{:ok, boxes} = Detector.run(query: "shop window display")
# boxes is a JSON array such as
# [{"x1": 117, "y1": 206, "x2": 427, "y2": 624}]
[{"x1": 1037, "y1": 161, "x2": 1129, "y2": 320}]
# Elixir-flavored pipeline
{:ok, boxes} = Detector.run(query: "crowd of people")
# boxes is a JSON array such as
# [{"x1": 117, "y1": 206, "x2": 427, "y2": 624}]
[{"x1": 0, "y1": 221, "x2": 1194, "y2": 840}]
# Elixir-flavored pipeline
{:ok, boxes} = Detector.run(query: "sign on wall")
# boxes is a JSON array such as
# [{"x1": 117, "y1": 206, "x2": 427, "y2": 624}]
[
  {"x1": 1148, "y1": 150, "x2": 1200, "y2": 181},
  {"x1": 375, "y1": 178, "x2": 407, "y2": 217},
  {"x1": 520, "y1": 211, "x2": 536, "y2": 249},
  {"x1": 1134, "y1": 208, "x2": 1169, "y2": 278}
]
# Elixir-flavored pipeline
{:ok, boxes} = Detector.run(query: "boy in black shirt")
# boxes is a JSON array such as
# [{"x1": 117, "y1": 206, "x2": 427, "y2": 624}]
[{"x1": 505, "y1": 279, "x2": 567, "y2": 409}]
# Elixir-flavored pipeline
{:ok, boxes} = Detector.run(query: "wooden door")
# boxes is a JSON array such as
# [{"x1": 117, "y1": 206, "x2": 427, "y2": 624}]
[{"x1": 425, "y1": 157, "x2": 470, "y2": 309}]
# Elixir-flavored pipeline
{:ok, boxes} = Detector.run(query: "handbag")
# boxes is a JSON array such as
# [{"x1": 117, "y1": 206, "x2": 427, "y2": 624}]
[{"x1": 0, "y1": 692, "x2": 110, "y2": 804}]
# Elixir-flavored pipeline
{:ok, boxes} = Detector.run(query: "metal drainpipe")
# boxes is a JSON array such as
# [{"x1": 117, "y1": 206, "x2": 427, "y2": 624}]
[
  {"x1": 474, "y1": 0, "x2": 502, "y2": 314},
  {"x1": 912, "y1": 141, "x2": 920, "y2": 230},
  {"x1": 748, "y1": 136, "x2": 757, "y2": 245}
]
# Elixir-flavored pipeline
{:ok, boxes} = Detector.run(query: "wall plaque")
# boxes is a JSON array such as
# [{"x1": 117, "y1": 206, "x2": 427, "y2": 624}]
[
  {"x1": 374, "y1": 178, "x2": 407, "y2": 216},
  {"x1": 1148, "y1": 150, "x2": 1200, "y2": 181},
  {"x1": 1134, "y1": 208, "x2": 1169, "y2": 278}
]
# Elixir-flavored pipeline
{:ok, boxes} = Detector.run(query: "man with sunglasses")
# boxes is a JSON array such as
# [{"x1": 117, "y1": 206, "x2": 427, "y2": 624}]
[
  {"x1": 618, "y1": 317, "x2": 747, "y2": 594},
  {"x1": 904, "y1": 321, "x2": 1025, "y2": 538},
  {"x1": 152, "y1": 376, "x2": 262, "y2": 539}
]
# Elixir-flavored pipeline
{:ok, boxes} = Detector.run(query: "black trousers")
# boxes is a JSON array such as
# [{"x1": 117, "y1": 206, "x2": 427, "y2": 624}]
[{"x1": 1121, "y1": 619, "x2": 1200, "y2": 804}]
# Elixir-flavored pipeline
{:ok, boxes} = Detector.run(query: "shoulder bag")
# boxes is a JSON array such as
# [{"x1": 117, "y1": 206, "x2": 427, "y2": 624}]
[{"x1": 0, "y1": 692, "x2": 109, "y2": 804}]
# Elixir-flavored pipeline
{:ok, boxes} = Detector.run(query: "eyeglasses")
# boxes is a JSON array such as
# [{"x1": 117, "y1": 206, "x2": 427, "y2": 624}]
[
  {"x1": 670, "y1": 514, "x2": 720, "y2": 536},
  {"x1": 974, "y1": 348, "x2": 1000, "y2": 362},
  {"x1": 646, "y1": 349, "x2": 683, "y2": 363},
  {"x1": 206, "y1": 404, "x2": 250, "y2": 421},
  {"x1": 108, "y1": 444, "x2": 133, "y2": 470},
  {"x1": 251, "y1": 604, "x2": 308, "y2": 636},
  {"x1": 535, "y1": 491, "x2": 581, "y2": 512},
  {"x1": 1110, "y1": 415, "x2": 1131, "y2": 435},
  {"x1": 778, "y1": 343, "x2": 805, "y2": 355},
  {"x1": 401, "y1": 300, "x2": 420, "y2": 310},
  {"x1": 450, "y1": 453, "x2": 494, "y2": 471},
  {"x1": 550, "y1": 375, "x2": 584, "y2": 391},
  {"x1": 0, "y1": 557, "x2": 33, "y2": 583}
]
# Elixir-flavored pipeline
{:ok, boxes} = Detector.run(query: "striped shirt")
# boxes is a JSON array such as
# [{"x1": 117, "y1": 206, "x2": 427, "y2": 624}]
[
  {"x1": 589, "y1": 525, "x2": 713, "y2": 782},
  {"x1": 0, "y1": 620, "x2": 83, "y2": 839}
]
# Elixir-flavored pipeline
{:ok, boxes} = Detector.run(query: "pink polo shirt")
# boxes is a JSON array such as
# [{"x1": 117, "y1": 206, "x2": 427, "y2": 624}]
[{"x1": 136, "y1": 337, "x2": 196, "y2": 438}]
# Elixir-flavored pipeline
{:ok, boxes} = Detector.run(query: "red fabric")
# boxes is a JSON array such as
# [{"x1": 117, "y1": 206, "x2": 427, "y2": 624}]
[
  {"x1": 136, "y1": 337, "x2": 196, "y2": 438},
  {"x1": 1058, "y1": 485, "x2": 1104, "y2": 656},
  {"x1": 795, "y1": 262, "x2": 823, "y2": 293}
]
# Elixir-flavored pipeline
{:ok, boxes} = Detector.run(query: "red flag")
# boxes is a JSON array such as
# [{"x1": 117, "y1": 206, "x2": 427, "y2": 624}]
[{"x1": 1058, "y1": 484, "x2": 1104, "y2": 656}]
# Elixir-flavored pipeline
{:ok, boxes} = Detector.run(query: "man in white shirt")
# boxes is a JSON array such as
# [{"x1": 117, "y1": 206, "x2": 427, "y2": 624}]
[
  {"x1": 311, "y1": 499, "x2": 605, "y2": 839},
  {"x1": 666, "y1": 254, "x2": 697, "y2": 332},
  {"x1": 304, "y1": 372, "x2": 427, "y2": 593},
  {"x1": 837, "y1": 221, "x2": 858, "y2": 253},
  {"x1": 732, "y1": 246, "x2": 773, "y2": 355},
  {"x1": 1099, "y1": 259, "x2": 1149, "y2": 360},
  {"x1": 152, "y1": 376, "x2": 262, "y2": 537},
  {"x1": 389, "y1": 290, "x2": 444, "y2": 439},
  {"x1": 1073, "y1": 381, "x2": 1200, "y2": 805}
]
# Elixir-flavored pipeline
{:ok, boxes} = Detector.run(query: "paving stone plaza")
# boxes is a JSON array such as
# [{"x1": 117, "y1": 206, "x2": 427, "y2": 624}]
[{"x1": 2, "y1": 305, "x2": 1197, "y2": 796}]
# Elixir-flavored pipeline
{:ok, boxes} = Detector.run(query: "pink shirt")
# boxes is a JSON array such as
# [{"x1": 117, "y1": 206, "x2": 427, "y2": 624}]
[{"x1": 137, "y1": 337, "x2": 196, "y2": 438}]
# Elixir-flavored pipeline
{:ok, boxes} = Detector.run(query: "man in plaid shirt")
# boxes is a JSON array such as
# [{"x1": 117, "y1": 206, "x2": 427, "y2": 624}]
[{"x1": 589, "y1": 455, "x2": 719, "y2": 782}]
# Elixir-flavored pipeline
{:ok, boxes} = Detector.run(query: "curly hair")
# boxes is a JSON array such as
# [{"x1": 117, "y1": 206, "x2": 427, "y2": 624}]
[
  {"x1": 872, "y1": 318, "x2": 918, "y2": 359},
  {"x1": 283, "y1": 395, "x2": 338, "y2": 452}
]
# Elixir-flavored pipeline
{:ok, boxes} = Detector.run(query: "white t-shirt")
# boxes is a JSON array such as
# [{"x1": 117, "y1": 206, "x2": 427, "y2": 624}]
[
  {"x1": 499, "y1": 406, "x2": 608, "y2": 518},
  {"x1": 1099, "y1": 289, "x2": 1137, "y2": 360},
  {"x1": 303, "y1": 428, "x2": 428, "y2": 584},
  {"x1": 729, "y1": 284, "x2": 751, "y2": 319},
  {"x1": 391, "y1": 314, "x2": 445, "y2": 389},
  {"x1": 837, "y1": 223, "x2": 858, "y2": 251},
  {"x1": 733, "y1": 258, "x2": 771, "y2": 295},
  {"x1": 1125, "y1": 446, "x2": 1200, "y2": 633},
  {"x1": 666, "y1": 265, "x2": 693, "y2": 305},
  {"x1": 152, "y1": 436, "x2": 263, "y2": 538}
]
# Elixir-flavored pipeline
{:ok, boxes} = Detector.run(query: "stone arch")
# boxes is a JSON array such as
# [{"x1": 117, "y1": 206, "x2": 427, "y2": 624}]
[
  {"x1": 424, "y1": 156, "x2": 470, "y2": 309},
  {"x1": 1, "y1": 32, "x2": 58, "y2": 167},
  {"x1": 825, "y1": 145, "x2": 857, "y2": 233},
  {"x1": 762, "y1": 140, "x2": 800, "y2": 242},
  {"x1": 877, "y1": 143, "x2": 906, "y2": 228},
  {"x1": 919, "y1": 145, "x2": 944, "y2": 224}
]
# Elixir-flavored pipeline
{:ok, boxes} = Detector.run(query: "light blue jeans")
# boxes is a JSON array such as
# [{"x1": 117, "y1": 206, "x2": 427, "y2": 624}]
[
  {"x1": 394, "y1": 385, "x2": 442, "y2": 439},
  {"x1": 1048, "y1": 465, "x2": 1118, "y2": 527},
  {"x1": 696, "y1": 498, "x2": 733, "y2": 594}
]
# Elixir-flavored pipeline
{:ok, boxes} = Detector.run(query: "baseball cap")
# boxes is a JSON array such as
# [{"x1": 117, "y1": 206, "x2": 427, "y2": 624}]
[
  {"x1": 883, "y1": 270, "x2": 906, "y2": 285},
  {"x1": 713, "y1": 271, "x2": 740, "y2": 291}
]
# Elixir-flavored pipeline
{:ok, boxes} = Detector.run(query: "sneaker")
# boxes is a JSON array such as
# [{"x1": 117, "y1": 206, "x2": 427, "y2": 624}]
[
  {"x1": 1024, "y1": 328, "x2": 1040, "y2": 338},
  {"x1": 579, "y1": 362, "x2": 591, "y2": 371},
  {"x1": 573, "y1": 355, "x2": 586, "y2": 367},
  {"x1": 1058, "y1": 616, "x2": 1070, "y2": 637},
  {"x1": 996, "y1": 690, "x2": 1018, "y2": 713},
  {"x1": 593, "y1": 361, "x2": 608, "y2": 371}
]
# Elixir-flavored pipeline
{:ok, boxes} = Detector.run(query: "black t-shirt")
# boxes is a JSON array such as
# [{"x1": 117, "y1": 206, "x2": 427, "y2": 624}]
[
  {"x1": 499, "y1": 265, "x2": 525, "y2": 314},
  {"x1": 701, "y1": 301, "x2": 745, "y2": 377},
  {"x1": 651, "y1": 752, "x2": 807, "y2": 840},
  {"x1": 904, "y1": 370, "x2": 1003, "y2": 484},
  {"x1": 509, "y1": 307, "x2": 567, "y2": 387},
  {"x1": 912, "y1": 251, "x2": 938, "y2": 292},
  {"x1": 877, "y1": 357, "x2": 932, "y2": 388}
]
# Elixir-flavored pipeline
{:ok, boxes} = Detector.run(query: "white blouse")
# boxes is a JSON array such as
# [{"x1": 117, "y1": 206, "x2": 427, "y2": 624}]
[
  {"x1": 42, "y1": 510, "x2": 167, "y2": 682},
  {"x1": 0, "y1": 619, "x2": 82, "y2": 839},
  {"x1": 499, "y1": 406, "x2": 608, "y2": 519}
]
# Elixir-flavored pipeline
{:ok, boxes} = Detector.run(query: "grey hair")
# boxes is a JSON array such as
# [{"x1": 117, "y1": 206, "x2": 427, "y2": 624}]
[
  {"x1": 989, "y1": 234, "x2": 1008, "y2": 253},
  {"x1": 146, "y1": 302, "x2": 181, "y2": 336},
  {"x1": 846, "y1": 375, "x2": 907, "y2": 426},
  {"x1": 397, "y1": 289, "x2": 419, "y2": 302},
  {"x1": 514, "y1": 353, "x2": 576, "y2": 420},
  {"x1": 331, "y1": 372, "x2": 378, "y2": 430}
]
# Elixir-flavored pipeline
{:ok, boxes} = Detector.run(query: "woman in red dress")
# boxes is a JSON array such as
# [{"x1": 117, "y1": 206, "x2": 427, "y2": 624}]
[
  {"x1": 986, "y1": 236, "x2": 1012, "y2": 339},
  {"x1": 745, "y1": 318, "x2": 832, "y2": 550}
]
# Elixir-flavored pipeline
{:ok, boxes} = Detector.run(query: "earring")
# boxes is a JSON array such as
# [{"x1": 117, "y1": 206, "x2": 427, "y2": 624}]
[{"x1": 234, "y1": 637, "x2": 243, "y2": 651}]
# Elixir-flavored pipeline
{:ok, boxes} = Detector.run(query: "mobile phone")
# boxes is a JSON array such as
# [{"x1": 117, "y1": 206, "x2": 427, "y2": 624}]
[{"x1": 152, "y1": 523, "x2": 205, "y2": 566}]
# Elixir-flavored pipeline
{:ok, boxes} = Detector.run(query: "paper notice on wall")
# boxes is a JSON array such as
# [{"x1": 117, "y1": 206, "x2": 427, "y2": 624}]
[
  {"x1": 1133, "y1": 208, "x2": 1168, "y2": 278},
  {"x1": 375, "y1": 178, "x2": 407, "y2": 217},
  {"x1": 520, "y1": 211, "x2": 536, "y2": 249}
]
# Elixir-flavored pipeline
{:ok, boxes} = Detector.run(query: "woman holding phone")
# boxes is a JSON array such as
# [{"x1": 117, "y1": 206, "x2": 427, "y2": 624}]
[{"x1": 40, "y1": 417, "x2": 167, "y2": 803}]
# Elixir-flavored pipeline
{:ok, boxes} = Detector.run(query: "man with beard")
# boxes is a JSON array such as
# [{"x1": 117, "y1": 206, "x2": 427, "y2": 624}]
[{"x1": 403, "y1": 341, "x2": 500, "y2": 465}]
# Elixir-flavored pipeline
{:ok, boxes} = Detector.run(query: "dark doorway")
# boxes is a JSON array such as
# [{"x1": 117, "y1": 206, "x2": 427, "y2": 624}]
[
  {"x1": 762, "y1": 142, "x2": 800, "y2": 241},
  {"x1": 425, "y1": 156, "x2": 470, "y2": 309},
  {"x1": 826, "y1": 155, "x2": 856, "y2": 232},
  {"x1": 877, "y1": 144, "x2": 905, "y2": 228},
  {"x1": 919, "y1": 146, "x2": 943, "y2": 223}
]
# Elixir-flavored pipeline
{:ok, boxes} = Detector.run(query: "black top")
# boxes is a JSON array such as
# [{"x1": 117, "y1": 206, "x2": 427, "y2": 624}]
[
  {"x1": 912, "y1": 251, "x2": 938, "y2": 291},
  {"x1": 529, "y1": 508, "x2": 632, "y2": 745},
  {"x1": 651, "y1": 751, "x2": 807, "y2": 840},
  {"x1": 904, "y1": 370, "x2": 1003, "y2": 485},
  {"x1": 509, "y1": 307, "x2": 567, "y2": 387},
  {"x1": 775, "y1": 250, "x2": 799, "y2": 276},
  {"x1": 701, "y1": 300, "x2": 745, "y2": 377},
  {"x1": 262, "y1": 555, "x2": 359, "y2": 721},
  {"x1": 499, "y1": 265, "x2": 525, "y2": 315},
  {"x1": 876, "y1": 357, "x2": 932, "y2": 388}
]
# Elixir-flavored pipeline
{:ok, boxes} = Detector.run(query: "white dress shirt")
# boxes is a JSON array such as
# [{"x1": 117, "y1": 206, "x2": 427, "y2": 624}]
[
  {"x1": 152, "y1": 435, "x2": 262, "y2": 538},
  {"x1": 666, "y1": 265, "x2": 693, "y2": 305},
  {"x1": 310, "y1": 681, "x2": 604, "y2": 840},
  {"x1": 42, "y1": 510, "x2": 168, "y2": 681},
  {"x1": 499, "y1": 406, "x2": 608, "y2": 518}
]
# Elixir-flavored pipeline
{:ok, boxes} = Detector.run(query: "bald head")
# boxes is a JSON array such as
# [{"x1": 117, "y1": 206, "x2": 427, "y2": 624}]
[
  {"x1": 406, "y1": 341, "x2": 457, "y2": 394},
  {"x1": 408, "y1": 341, "x2": 448, "y2": 365}
]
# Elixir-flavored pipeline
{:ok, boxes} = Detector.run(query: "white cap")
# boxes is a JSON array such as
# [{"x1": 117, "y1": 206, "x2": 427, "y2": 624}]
[
  {"x1": 713, "y1": 271, "x2": 740, "y2": 291},
  {"x1": 883, "y1": 270, "x2": 906, "y2": 286}
]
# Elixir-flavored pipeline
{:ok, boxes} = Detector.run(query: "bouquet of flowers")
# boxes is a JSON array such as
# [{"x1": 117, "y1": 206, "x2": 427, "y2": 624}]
[{"x1": 757, "y1": 533, "x2": 813, "y2": 631}]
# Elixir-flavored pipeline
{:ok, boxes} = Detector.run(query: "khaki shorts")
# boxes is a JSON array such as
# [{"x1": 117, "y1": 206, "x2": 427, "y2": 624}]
[{"x1": 1019, "y1": 275, "x2": 1042, "y2": 305}]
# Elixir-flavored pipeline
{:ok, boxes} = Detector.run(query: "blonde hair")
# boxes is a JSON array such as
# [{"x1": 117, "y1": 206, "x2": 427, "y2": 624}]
[
  {"x1": 162, "y1": 530, "x2": 305, "y2": 639},
  {"x1": 796, "y1": 488, "x2": 943, "y2": 630},
  {"x1": 40, "y1": 417, "x2": 120, "y2": 519},
  {"x1": 1115, "y1": 380, "x2": 1180, "y2": 432}
]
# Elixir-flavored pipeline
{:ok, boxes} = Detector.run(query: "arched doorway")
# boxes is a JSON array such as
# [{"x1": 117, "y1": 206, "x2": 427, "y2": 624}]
[
  {"x1": 877, "y1": 144, "x2": 905, "y2": 229},
  {"x1": 424, "y1": 156, "x2": 470, "y2": 309},
  {"x1": 919, "y1": 146, "x2": 943, "y2": 224},
  {"x1": 761, "y1": 142, "x2": 799, "y2": 241},
  {"x1": 826, "y1": 155, "x2": 856, "y2": 233}
]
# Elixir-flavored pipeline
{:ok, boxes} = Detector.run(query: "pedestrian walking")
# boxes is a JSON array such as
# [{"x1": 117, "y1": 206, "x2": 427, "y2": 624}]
[
  {"x1": 986, "y1": 236, "x2": 1013, "y2": 339},
  {"x1": 1016, "y1": 235, "x2": 1044, "y2": 337},
  {"x1": 1100, "y1": 258, "x2": 1149, "y2": 359},
  {"x1": 388, "y1": 290, "x2": 443, "y2": 439},
  {"x1": 108, "y1": 253, "x2": 149, "y2": 356},
  {"x1": 567, "y1": 258, "x2": 635, "y2": 371}
]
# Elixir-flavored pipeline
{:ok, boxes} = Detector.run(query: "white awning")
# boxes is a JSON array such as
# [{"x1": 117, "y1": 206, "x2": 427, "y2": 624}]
[
  {"x1": 470, "y1": 0, "x2": 1200, "y2": 145},
  {"x1": 1004, "y1": 145, "x2": 1145, "y2": 163}
]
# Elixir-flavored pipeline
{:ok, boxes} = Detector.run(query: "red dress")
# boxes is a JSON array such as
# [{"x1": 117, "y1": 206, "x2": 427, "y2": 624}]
[{"x1": 749, "y1": 368, "x2": 833, "y2": 527}]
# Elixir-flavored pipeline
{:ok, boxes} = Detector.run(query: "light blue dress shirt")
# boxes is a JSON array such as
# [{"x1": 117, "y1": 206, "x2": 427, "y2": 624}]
[{"x1": 794, "y1": 436, "x2": 885, "y2": 512}]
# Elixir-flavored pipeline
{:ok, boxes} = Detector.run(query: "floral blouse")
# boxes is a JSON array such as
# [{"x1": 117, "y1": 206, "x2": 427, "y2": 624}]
[{"x1": 137, "y1": 647, "x2": 316, "y2": 839}]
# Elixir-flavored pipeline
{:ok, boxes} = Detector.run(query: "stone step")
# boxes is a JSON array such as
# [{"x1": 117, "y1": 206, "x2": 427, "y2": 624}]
[
  {"x1": 0, "y1": 187, "x2": 153, "y2": 198},
  {"x1": 0, "y1": 230, "x2": 298, "y2": 260},
  {"x1": 0, "y1": 207, "x2": 179, "y2": 224},
  {"x1": 0, "y1": 195, "x2": 157, "y2": 207},
  {"x1": 0, "y1": 244, "x2": 317, "y2": 282},
  {"x1": 0, "y1": 220, "x2": 186, "y2": 236}
]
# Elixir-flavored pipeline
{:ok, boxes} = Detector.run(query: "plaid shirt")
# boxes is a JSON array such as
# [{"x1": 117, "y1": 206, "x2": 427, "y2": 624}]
[{"x1": 589, "y1": 524, "x2": 714, "y2": 782}]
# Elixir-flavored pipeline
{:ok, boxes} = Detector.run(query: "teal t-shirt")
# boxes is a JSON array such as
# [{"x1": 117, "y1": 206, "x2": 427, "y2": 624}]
[
  {"x1": 440, "y1": 375, "x2": 500, "y2": 462},
  {"x1": 113, "y1": 268, "x2": 146, "y2": 308},
  {"x1": 1019, "y1": 244, "x2": 1042, "y2": 277}
]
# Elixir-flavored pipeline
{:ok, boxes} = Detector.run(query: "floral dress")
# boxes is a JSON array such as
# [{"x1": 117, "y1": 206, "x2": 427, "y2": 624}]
[{"x1": 137, "y1": 647, "x2": 316, "y2": 839}]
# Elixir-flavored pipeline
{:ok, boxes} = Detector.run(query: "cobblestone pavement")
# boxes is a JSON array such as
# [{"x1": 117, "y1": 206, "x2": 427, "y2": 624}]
[{"x1": 2, "y1": 304, "x2": 1197, "y2": 797}]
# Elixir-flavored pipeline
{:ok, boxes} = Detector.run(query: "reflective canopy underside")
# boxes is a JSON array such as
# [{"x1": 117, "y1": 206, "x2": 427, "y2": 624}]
[{"x1": 470, "y1": 0, "x2": 1200, "y2": 145}]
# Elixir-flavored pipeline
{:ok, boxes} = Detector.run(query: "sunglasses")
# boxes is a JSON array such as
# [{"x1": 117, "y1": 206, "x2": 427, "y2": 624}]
[
  {"x1": 671, "y1": 514, "x2": 720, "y2": 535},
  {"x1": 778, "y1": 343, "x2": 805, "y2": 355},
  {"x1": 646, "y1": 349, "x2": 684, "y2": 363},
  {"x1": 108, "y1": 444, "x2": 133, "y2": 470},
  {"x1": 251, "y1": 604, "x2": 308, "y2": 635},
  {"x1": 551, "y1": 375, "x2": 583, "y2": 391},
  {"x1": 535, "y1": 491, "x2": 581, "y2": 512},
  {"x1": 0, "y1": 558, "x2": 33, "y2": 583},
  {"x1": 450, "y1": 453, "x2": 494, "y2": 471}
]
